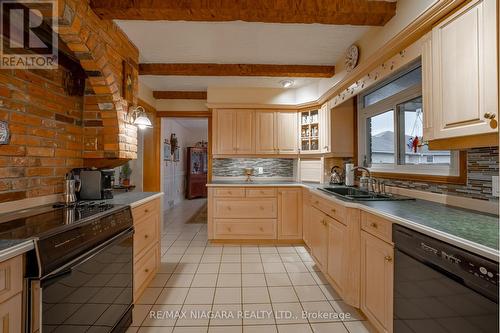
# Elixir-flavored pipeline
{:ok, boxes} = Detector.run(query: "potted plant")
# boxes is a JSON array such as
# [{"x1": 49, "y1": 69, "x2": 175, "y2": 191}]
[{"x1": 120, "y1": 162, "x2": 133, "y2": 186}]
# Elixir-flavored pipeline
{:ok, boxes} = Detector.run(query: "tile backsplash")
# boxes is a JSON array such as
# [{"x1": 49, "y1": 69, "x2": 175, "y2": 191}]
[
  {"x1": 378, "y1": 147, "x2": 499, "y2": 201},
  {"x1": 213, "y1": 158, "x2": 294, "y2": 178}
]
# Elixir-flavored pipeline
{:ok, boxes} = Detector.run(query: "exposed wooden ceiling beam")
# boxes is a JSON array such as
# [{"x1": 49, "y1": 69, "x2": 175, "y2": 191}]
[
  {"x1": 89, "y1": 0, "x2": 396, "y2": 26},
  {"x1": 153, "y1": 91, "x2": 207, "y2": 100},
  {"x1": 140, "y1": 64, "x2": 335, "y2": 78}
]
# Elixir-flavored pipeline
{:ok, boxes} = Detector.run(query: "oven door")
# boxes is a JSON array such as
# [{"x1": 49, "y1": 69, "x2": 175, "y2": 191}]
[{"x1": 34, "y1": 228, "x2": 133, "y2": 333}]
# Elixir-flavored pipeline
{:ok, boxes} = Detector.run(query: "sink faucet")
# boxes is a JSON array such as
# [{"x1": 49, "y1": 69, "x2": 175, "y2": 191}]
[{"x1": 352, "y1": 166, "x2": 371, "y2": 179}]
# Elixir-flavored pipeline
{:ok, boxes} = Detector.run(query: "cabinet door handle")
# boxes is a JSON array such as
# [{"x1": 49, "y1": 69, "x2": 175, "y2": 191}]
[
  {"x1": 370, "y1": 222, "x2": 378, "y2": 229},
  {"x1": 145, "y1": 209, "x2": 149, "y2": 213},
  {"x1": 144, "y1": 234, "x2": 149, "y2": 239},
  {"x1": 145, "y1": 268, "x2": 150, "y2": 273},
  {"x1": 259, "y1": 227, "x2": 264, "y2": 232},
  {"x1": 227, "y1": 227, "x2": 232, "y2": 232},
  {"x1": 259, "y1": 206, "x2": 265, "y2": 210},
  {"x1": 384, "y1": 256, "x2": 393, "y2": 262},
  {"x1": 484, "y1": 112, "x2": 496, "y2": 119},
  {"x1": 227, "y1": 207, "x2": 232, "y2": 211},
  {"x1": 314, "y1": 201, "x2": 319, "y2": 205},
  {"x1": 331, "y1": 208, "x2": 336, "y2": 214}
]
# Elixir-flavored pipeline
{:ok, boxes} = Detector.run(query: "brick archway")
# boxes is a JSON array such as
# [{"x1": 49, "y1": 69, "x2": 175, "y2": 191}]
[{"x1": 56, "y1": 0, "x2": 139, "y2": 164}]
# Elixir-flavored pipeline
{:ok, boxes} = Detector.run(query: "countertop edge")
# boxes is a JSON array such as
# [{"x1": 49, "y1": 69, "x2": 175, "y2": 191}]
[
  {"x1": 127, "y1": 193, "x2": 164, "y2": 208},
  {"x1": 309, "y1": 188, "x2": 500, "y2": 262},
  {"x1": 0, "y1": 240, "x2": 34, "y2": 262},
  {"x1": 208, "y1": 183, "x2": 499, "y2": 261}
]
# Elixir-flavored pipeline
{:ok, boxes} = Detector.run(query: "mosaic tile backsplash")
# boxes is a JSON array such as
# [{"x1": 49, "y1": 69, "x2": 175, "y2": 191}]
[
  {"x1": 213, "y1": 158, "x2": 294, "y2": 178},
  {"x1": 378, "y1": 147, "x2": 499, "y2": 202}
]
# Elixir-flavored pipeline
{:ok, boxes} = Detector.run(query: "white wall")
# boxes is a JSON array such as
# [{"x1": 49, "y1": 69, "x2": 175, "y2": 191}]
[
  {"x1": 161, "y1": 118, "x2": 208, "y2": 209},
  {"x1": 113, "y1": 129, "x2": 144, "y2": 191}
]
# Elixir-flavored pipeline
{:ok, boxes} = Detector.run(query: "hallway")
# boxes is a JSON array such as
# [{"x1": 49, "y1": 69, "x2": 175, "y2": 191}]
[{"x1": 128, "y1": 200, "x2": 375, "y2": 333}]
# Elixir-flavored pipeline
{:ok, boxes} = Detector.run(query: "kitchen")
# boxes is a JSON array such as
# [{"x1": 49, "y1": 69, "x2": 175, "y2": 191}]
[{"x1": 0, "y1": 1, "x2": 498, "y2": 333}]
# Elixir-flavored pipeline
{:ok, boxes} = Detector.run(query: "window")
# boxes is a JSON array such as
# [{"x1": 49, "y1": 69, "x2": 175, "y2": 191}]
[{"x1": 359, "y1": 63, "x2": 459, "y2": 176}]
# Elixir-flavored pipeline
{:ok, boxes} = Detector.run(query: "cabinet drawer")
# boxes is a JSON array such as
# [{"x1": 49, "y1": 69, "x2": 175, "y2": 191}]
[
  {"x1": 134, "y1": 244, "x2": 159, "y2": 302},
  {"x1": 311, "y1": 194, "x2": 346, "y2": 223},
  {"x1": 214, "y1": 199, "x2": 277, "y2": 218},
  {"x1": 246, "y1": 188, "x2": 277, "y2": 197},
  {"x1": 132, "y1": 198, "x2": 160, "y2": 223},
  {"x1": 214, "y1": 188, "x2": 245, "y2": 197},
  {"x1": 0, "y1": 255, "x2": 23, "y2": 304},
  {"x1": 361, "y1": 212, "x2": 392, "y2": 243},
  {"x1": 134, "y1": 215, "x2": 160, "y2": 261},
  {"x1": 0, "y1": 293, "x2": 22, "y2": 333},
  {"x1": 214, "y1": 220, "x2": 276, "y2": 239}
]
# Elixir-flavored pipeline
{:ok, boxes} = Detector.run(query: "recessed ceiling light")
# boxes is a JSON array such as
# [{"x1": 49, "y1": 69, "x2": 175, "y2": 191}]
[{"x1": 280, "y1": 79, "x2": 294, "y2": 88}]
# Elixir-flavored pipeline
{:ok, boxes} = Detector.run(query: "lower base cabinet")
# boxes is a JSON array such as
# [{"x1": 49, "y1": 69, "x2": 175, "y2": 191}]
[
  {"x1": 360, "y1": 231, "x2": 394, "y2": 333},
  {"x1": 327, "y1": 218, "x2": 347, "y2": 296},
  {"x1": 0, "y1": 294, "x2": 22, "y2": 333},
  {"x1": 133, "y1": 198, "x2": 161, "y2": 302},
  {"x1": 309, "y1": 206, "x2": 329, "y2": 269}
]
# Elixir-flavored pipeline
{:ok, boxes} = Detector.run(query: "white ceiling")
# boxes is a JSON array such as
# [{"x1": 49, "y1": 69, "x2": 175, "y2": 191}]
[
  {"x1": 116, "y1": 20, "x2": 370, "y2": 91},
  {"x1": 140, "y1": 75, "x2": 321, "y2": 90},
  {"x1": 172, "y1": 118, "x2": 208, "y2": 129}
]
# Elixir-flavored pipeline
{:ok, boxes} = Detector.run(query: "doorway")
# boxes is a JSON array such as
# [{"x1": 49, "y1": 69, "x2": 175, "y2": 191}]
[{"x1": 161, "y1": 117, "x2": 209, "y2": 211}]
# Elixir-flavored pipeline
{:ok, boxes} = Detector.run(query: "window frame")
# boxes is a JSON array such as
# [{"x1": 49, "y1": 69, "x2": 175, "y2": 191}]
[{"x1": 357, "y1": 68, "x2": 460, "y2": 177}]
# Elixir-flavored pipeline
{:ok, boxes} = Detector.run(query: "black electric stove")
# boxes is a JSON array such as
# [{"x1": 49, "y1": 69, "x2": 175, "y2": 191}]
[{"x1": 0, "y1": 201, "x2": 134, "y2": 333}]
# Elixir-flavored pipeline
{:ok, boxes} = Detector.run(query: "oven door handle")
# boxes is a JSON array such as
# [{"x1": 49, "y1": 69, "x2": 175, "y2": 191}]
[{"x1": 42, "y1": 227, "x2": 134, "y2": 283}]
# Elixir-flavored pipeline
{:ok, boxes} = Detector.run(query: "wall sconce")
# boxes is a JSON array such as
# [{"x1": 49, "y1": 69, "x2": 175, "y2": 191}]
[{"x1": 128, "y1": 105, "x2": 152, "y2": 130}]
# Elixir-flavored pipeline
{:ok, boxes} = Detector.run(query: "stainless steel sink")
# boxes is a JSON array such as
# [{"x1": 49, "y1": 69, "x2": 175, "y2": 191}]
[{"x1": 318, "y1": 186, "x2": 414, "y2": 201}]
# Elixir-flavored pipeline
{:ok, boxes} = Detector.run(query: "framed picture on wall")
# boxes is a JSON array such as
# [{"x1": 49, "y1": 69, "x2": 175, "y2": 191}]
[
  {"x1": 122, "y1": 60, "x2": 134, "y2": 105},
  {"x1": 173, "y1": 147, "x2": 180, "y2": 162},
  {"x1": 163, "y1": 141, "x2": 172, "y2": 161}
]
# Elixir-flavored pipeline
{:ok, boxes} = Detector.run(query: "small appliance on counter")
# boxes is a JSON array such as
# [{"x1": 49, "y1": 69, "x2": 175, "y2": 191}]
[
  {"x1": 73, "y1": 168, "x2": 115, "y2": 200},
  {"x1": 329, "y1": 166, "x2": 344, "y2": 185},
  {"x1": 62, "y1": 173, "x2": 80, "y2": 205}
]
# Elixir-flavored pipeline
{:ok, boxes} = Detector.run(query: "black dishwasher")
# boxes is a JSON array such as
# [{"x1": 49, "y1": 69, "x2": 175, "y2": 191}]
[{"x1": 393, "y1": 225, "x2": 498, "y2": 333}]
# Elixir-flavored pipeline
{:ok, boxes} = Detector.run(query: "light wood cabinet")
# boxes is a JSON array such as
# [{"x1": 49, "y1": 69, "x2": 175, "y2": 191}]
[
  {"x1": 276, "y1": 111, "x2": 298, "y2": 153},
  {"x1": 360, "y1": 231, "x2": 394, "y2": 333},
  {"x1": 255, "y1": 111, "x2": 277, "y2": 154},
  {"x1": 0, "y1": 293, "x2": 22, "y2": 333},
  {"x1": 277, "y1": 188, "x2": 302, "y2": 240},
  {"x1": 0, "y1": 255, "x2": 23, "y2": 333},
  {"x1": 214, "y1": 110, "x2": 237, "y2": 154},
  {"x1": 326, "y1": 99, "x2": 355, "y2": 156},
  {"x1": 132, "y1": 198, "x2": 161, "y2": 303},
  {"x1": 214, "y1": 109, "x2": 255, "y2": 155},
  {"x1": 235, "y1": 109, "x2": 255, "y2": 154},
  {"x1": 309, "y1": 206, "x2": 329, "y2": 269},
  {"x1": 425, "y1": 0, "x2": 498, "y2": 141},
  {"x1": 327, "y1": 219, "x2": 347, "y2": 296}
]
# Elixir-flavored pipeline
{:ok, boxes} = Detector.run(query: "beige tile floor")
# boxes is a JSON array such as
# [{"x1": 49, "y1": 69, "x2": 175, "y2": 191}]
[{"x1": 127, "y1": 198, "x2": 376, "y2": 333}]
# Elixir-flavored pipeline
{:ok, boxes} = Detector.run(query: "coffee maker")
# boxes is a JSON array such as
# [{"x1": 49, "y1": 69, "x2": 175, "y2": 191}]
[{"x1": 74, "y1": 169, "x2": 115, "y2": 200}]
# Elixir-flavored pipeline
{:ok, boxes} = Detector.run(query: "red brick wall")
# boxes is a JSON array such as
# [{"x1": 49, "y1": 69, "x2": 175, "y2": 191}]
[
  {"x1": 0, "y1": 0, "x2": 141, "y2": 203},
  {"x1": 58, "y1": 0, "x2": 140, "y2": 162},
  {"x1": 0, "y1": 68, "x2": 84, "y2": 203}
]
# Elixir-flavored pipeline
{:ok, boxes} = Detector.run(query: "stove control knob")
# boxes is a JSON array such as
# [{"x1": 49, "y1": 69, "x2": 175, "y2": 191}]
[
  {"x1": 487, "y1": 271, "x2": 494, "y2": 278},
  {"x1": 479, "y1": 267, "x2": 488, "y2": 275}
]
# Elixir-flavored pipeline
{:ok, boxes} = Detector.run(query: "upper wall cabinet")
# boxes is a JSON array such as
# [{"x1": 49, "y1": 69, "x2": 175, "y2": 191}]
[
  {"x1": 424, "y1": 0, "x2": 498, "y2": 141},
  {"x1": 255, "y1": 111, "x2": 298, "y2": 155},
  {"x1": 323, "y1": 99, "x2": 355, "y2": 156},
  {"x1": 214, "y1": 109, "x2": 298, "y2": 156},
  {"x1": 213, "y1": 109, "x2": 255, "y2": 155}
]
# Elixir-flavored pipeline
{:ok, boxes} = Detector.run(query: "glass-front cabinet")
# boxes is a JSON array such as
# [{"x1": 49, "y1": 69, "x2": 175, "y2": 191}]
[{"x1": 300, "y1": 109, "x2": 320, "y2": 153}]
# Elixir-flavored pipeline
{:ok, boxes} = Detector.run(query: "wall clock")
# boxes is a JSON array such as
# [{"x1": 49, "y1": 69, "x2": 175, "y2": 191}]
[{"x1": 345, "y1": 44, "x2": 359, "y2": 72}]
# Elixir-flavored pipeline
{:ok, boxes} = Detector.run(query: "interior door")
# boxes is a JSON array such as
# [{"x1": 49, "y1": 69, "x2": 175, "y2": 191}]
[
  {"x1": 255, "y1": 111, "x2": 276, "y2": 154},
  {"x1": 276, "y1": 111, "x2": 298, "y2": 153}
]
